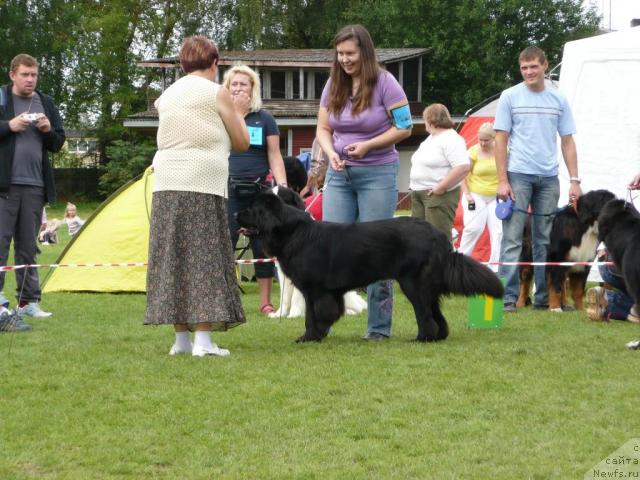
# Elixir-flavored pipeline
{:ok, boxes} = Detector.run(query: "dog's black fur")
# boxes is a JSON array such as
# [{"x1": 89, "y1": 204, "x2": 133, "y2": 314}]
[
  {"x1": 544, "y1": 189, "x2": 615, "y2": 310},
  {"x1": 237, "y1": 192, "x2": 504, "y2": 342},
  {"x1": 597, "y1": 199, "x2": 640, "y2": 308},
  {"x1": 283, "y1": 156, "x2": 308, "y2": 193},
  {"x1": 274, "y1": 184, "x2": 305, "y2": 210}
]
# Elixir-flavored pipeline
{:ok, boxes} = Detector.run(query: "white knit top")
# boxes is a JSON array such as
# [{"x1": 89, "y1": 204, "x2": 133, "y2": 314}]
[{"x1": 152, "y1": 75, "x2": 231, "y2": 197}]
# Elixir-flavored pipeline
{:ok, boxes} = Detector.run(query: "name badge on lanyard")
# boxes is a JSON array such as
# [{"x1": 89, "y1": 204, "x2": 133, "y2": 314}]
[{"x1": 248, "y1": 126, "x2": 263, "y2": 146}]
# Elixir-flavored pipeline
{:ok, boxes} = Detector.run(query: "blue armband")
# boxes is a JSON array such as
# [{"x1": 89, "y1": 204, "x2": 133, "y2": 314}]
[{"x1": 391, "y1": 104, "x2": 412, "y2": 129}]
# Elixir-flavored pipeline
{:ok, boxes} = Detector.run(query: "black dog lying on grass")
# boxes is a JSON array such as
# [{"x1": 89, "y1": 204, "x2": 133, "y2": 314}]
[
  {"x1": 597, "y1": 199, "x2": 640, "y2": 312},
  {"x1": 237, "y1": 191, "x2": 504, "y2": 343}
]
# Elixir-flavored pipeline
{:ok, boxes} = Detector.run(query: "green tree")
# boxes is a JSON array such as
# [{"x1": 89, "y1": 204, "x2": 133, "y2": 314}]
[
  {"x1": 98, "y1": 137, "x2": 156, "y2": 196},
  {"x1": 351, "y1": 0, "x2": 600, "y2": 112},
  {"x1": 0, "y1": 0, "x2": 601, "y2": 184}
]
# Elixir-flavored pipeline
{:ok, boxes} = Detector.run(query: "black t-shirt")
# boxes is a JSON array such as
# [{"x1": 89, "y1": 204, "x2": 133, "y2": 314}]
[
  {"x1": 228, "y1": 109, "x2": 279, "y2": 178},
  {"x1": 11, "y1": 93, "x2": 45, "y2": 187}
]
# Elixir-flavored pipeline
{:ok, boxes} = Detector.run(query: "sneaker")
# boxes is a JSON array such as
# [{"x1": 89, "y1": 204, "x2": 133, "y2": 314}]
[
  {"x1": 585, "y1": 287, "x2": 608, "y2": 321},
  {"x1": 17, "y1": 302, "x2": 52, "y2": 318},
  {"x1": 192, "y1": 344, "x2": 230, "y2": 357},
  {"x1": 169, "y1": 343, "x2": 193, "y2": 356},
  {"x1": 361, "y1": 332, "x2": 389, "y2": 341},
  {"x1": 504, "y1": 302, "x2": 517, "y2": 313},
  {"x1": 626, "y1": 340, "x2": 640, "y2": 350},
  {"x1": 0, "y1": 310, "x2": 32, "y2": 332},
  {"x1": 628, "y1": 313, "x2": 640, "y2": 324}
]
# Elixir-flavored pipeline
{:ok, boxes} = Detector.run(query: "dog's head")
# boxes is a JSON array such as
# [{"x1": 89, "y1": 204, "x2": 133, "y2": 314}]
[
  {"x1": 576, "y1": 189, "x2": 616, "y2": 226},
  {"x1": 283, "y1": 156, "x2": 308, "y2": 193},
  {"x1": 597, "y1": 199, "x2": 640, "y2": 241},
  {"x1": 236, "y1": 190, "x2": 310, "y2": 241}
]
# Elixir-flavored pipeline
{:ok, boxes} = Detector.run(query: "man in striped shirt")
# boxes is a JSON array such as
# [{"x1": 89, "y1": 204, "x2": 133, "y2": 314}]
[{"x1": 494, "y1": 46, "x2": 582, "y2": 313}]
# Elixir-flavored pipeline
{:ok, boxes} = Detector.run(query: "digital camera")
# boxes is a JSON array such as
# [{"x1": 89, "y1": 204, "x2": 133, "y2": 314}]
[{"x1": 23, "y1": 113, "x2": 39, "y2": 122}]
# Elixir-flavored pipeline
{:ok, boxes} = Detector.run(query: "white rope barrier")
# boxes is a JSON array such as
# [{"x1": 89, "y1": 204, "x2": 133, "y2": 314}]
[{"x1": 1, "y1": 259, "x2": 616, "y2": 272}]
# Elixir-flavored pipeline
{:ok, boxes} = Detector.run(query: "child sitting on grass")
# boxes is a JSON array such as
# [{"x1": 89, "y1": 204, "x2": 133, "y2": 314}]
[{"x1": 38, "y1": 219, "x2": 61, "y2": 245}]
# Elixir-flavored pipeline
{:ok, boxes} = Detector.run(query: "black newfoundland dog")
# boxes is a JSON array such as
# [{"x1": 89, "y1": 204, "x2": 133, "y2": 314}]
[
  {"x1": 237, "y1": 191, "x2": 504, "y2": 343},
  {"x1": 597, "y1": 199, "x2": 640, "y2": 309}
]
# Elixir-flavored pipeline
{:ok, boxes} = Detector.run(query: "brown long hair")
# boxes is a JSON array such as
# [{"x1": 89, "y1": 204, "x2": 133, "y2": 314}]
[{"x1": 327, "y1": 25, "x2": 380, "y2": 116}]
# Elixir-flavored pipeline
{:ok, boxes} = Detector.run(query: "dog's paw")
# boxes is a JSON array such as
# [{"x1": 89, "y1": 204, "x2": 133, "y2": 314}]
[
  {"x1": 414, "y1": 335, "x2": 439, "y2": 343},
  {"x1": 268, "y1": 309, "x2": 283, "y2": 318},
  {"x1": 295, "y1": 334, "x2": 322, "y2": 343}
]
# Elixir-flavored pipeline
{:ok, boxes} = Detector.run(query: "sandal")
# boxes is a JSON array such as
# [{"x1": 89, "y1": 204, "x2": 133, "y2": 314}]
[{"x1": 260, "y1": 303, "x2": 276, "y2": 315}]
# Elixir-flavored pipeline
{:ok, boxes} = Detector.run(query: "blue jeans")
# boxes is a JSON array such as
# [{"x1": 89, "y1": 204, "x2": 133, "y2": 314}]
[
  {"x1": 498, "y1": 172, "x2": 560, "y2": 306},
  {"x1": 322, "y1": 161, "x2": 398, "y2": 336},
  {"x1": 598, "y1": 262, "x2": 634, "y2": 320}
]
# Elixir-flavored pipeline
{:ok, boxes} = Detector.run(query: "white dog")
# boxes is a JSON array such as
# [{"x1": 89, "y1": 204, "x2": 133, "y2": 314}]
[{"x1": 270, "y1": 262, "x2": 367, "y2": 318}]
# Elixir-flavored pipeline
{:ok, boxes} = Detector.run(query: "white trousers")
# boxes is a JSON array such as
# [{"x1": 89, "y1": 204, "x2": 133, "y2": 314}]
[{"x1": 458, "y1": 192, "x2": 502, "y2": 272}]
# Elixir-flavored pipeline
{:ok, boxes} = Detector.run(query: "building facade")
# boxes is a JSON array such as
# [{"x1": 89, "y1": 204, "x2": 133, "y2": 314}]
[{"x1": 125, "y1": 48, "x2": 434, "y2": 203}]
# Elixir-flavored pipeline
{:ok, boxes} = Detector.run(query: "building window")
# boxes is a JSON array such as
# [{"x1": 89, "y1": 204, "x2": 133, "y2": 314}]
[
  {"x1": 293, "y1": 72, "x2": 300, "y2": 99},
  {"x1": 314, "y1": 71, "x2": 329, "y2": 99},
  {"x1": 218, "y1": 65, "x2": 228, "y2": 83},
  {"x1": 259, "y1": 70, "x2": 266, "y2": 98},
  {"x1": 386, "y1": 62, "x2": 400, "y2": 82},
  {"x1": 271, "y1": 71, "x2": 286, "y2": 99},
  {"x1": 67, "y1": 138, "x2": 98, "y2": 155},
  {"x1": 403, "y1": 57, "x2": 420, "y2": 101}
]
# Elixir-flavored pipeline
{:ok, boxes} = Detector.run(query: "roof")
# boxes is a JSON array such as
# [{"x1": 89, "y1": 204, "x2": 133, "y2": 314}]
[{"x1": 139, "y1": 48, "x2": 430, "y2": 69}]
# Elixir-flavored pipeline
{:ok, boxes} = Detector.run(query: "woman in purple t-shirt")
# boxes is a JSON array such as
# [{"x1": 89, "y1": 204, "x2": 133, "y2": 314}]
[{"x1": 316, "y1": 24, "x2": 412, "y2": 341}]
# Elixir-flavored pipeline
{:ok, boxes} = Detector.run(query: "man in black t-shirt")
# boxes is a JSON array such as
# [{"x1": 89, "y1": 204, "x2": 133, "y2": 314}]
[{"x1": 0, "y1": 54, "x2": 65, "y2": 331}]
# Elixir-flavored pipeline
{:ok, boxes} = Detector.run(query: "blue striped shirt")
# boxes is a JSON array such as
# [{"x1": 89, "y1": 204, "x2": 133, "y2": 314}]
[{"x1": 494, "y1": 82, "x2": 576, "y2": 176}]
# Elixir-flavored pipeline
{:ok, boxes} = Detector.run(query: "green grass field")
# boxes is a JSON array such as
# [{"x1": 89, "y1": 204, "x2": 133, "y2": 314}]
[{"x1": 1, "y1": 204, "x2": 639, "y2": 479}]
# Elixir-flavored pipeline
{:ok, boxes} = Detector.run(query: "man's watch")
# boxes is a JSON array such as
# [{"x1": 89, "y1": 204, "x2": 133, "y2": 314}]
[{"x1": 569, "y1": 176, "x2": 581, "y2": 184}]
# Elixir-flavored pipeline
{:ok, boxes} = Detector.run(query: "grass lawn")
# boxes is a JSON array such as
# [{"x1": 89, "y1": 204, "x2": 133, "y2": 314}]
[{"x1": 1, "y1": 204, "x2": 640, "y2": 479}]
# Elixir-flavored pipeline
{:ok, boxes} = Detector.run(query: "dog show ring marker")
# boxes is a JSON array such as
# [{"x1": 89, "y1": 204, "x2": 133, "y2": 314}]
[{"x1": 468, "y1": 294, "x2": 504, "y2": 329}]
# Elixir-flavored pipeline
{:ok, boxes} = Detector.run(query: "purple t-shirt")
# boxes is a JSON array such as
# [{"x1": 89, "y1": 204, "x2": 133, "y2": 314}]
[{"x1": 320, "y1": 70, "x2": 408, "y2": 166}]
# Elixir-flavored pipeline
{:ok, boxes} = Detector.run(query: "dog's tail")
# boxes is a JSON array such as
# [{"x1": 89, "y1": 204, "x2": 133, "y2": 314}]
[{"x1": 443, "y1": 252, "x2": 504, "y2": 298}]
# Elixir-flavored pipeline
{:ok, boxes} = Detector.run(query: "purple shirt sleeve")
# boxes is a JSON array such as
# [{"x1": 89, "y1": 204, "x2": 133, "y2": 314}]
[{"x1": 377, "y1": 70, "x2": 408, "y2": 108}]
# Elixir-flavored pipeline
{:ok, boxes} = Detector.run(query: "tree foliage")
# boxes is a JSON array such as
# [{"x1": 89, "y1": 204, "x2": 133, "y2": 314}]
[
  {"x1": 219, "y1": 0, "x2": 599, "y2": 111},
  {"x1": 98, "y1": 137, "x2": 156, "y2": 196},
  {"x1": 0, "y1": 0, "x2": 601, "y2": 175}
]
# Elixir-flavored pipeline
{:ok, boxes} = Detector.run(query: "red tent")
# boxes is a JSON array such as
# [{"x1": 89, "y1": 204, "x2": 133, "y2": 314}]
[{"x1": 453, "y1": 98, "x2": 499, "y2": 261}]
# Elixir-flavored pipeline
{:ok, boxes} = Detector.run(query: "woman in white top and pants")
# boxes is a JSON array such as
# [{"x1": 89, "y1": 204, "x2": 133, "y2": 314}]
[{"x1": 410, "y1": 104, "x2": 470, "y2": 243}]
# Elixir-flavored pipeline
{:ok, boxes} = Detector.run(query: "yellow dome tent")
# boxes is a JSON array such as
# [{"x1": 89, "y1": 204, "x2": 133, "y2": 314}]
[{"x1": 42, "y1": 168, "x2": 153, "y2": 293}]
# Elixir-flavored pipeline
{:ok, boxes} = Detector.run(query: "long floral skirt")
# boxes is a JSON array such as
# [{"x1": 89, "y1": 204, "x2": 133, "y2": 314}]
[{"x1": 144, "y1": 190, "x2": 246, "y2": 331}]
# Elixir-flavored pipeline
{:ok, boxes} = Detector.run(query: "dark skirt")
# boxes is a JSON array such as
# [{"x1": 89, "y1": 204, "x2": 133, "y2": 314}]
[{"x1": 144, "y1": 190, "x2": 246, "y2": 331}]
